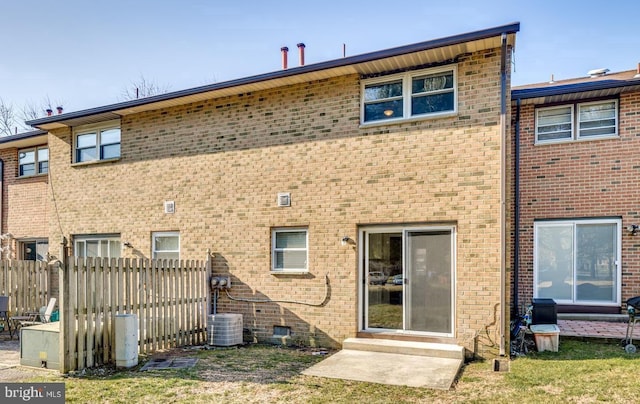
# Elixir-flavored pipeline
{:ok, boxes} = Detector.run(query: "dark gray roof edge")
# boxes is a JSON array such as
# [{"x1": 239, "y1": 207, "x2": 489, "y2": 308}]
[
  {"x1": 511, "y1": 78, "x2": 640, "y2": 100},
  {"x1": 27, "y1": 22, "x2": 520, "y2": 127},
  {"x1": 0, "y1": 129, "x2": 47, "y2": 144}
]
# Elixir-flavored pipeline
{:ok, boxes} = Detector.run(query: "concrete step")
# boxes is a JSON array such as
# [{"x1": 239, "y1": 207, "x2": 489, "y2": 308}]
[
  {"x1": 342, "y1": 337, "x2": 464, "y2": 360},
  {"x1": 558, "y1": 313, "x2": 628, "y2": 322}
]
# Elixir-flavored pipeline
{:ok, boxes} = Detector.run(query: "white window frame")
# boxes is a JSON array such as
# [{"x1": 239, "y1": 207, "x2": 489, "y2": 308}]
[
  {"x1": 271, "y1": 227, "x2": 308, "y2": 273},
  {"x1": 74, "y1": 234, "x2": 121, "y2": 259},
  {"x1": 535, "y1": 99, "x2": 618, "y2": 144},
  {"x1": 18, "y1": 146, "x2": 48, "y2": 177},
  {"x1": 360, "y1": 65, "x2": 457, "y2": 125},
  {"x1": 152, "y1": 231, "x2": 180, "y2": 261},
  {"x1": 73, "y1": 119, "x2": 121, "y2": 164},
  {"x1": 533, "y1": 218, "x2": 621, "y2": 306}
]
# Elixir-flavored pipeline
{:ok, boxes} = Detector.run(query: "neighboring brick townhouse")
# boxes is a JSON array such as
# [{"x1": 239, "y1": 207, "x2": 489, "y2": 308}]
[
  {"x1": 0, "y1": 129, "x2": 50, "y2": 261},
  {"x1": 26, "y1": 23, "x2": 519, "y2": 357},
  {"x1": 512, "y1": 67, "x2": 640, "y2": 316}
]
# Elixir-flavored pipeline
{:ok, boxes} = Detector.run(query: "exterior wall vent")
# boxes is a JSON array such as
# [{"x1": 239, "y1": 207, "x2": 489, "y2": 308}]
[
  {"x1": 164, "y1": 200, "x2": 175, "y2": 214},
  {"x1": 277, "y1": 192, "x2": 291, "y2": 207}
]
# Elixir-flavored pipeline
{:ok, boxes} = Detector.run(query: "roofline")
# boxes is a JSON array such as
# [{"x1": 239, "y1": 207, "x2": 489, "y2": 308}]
[
  {"x1": 0, "y1": 129, "x2": 47, "y2": 145},
  {"x1": 511, "y1": 78, "x2": 640, "y2": 100},
  {"x1": 27, "y1": 22, "x2": 519, "y2": 127}
]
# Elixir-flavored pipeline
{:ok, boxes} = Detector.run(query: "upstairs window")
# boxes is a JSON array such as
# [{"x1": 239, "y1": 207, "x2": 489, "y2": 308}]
[
  {"x1": 74, "y1": 121, "x2": 121, "y2": 163},
  {"x1": 18, "y1": 146, "x2": 48, "y2": 177},
  {"x1": 535, "y1": 100, "x2": 618, "y2": 144},
  {"x1": 362, "y1": 66, "x2": 456, "y2": 124}
]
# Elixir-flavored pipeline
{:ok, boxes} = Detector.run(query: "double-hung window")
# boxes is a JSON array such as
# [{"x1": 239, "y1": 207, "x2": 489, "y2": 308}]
[
  {"x1": 152, "y1": 232, "x2": 180, "y2": 261},
  {"x1": 534, "y1": 219, "x2": 621, "y2": 306},
  {"x1": 18, "y1": 146, "x2": 48, "y2": 177},
  {"x1": 535, "y1": 100, "x2": 618, "y2": 144},
  {"x1": 272, "y1": 228, "x2": 308, "y2": 273},
  {"x1": 74, "y1": 234, "x2": 121, "y2": 259},
  {"x1": 362, "y1": 66, "x2": 456, "y2": 124},
  {"x1": 74, "y1": 120, "x2": 121, "y2": 163}
]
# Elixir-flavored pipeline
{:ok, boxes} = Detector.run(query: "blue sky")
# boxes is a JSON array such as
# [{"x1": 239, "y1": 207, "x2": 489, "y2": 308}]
[{"x1": 1, "y1": 0, "x2": 639, "y2": 118}]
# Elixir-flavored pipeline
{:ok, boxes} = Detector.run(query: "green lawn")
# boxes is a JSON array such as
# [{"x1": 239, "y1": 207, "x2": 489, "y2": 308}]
[{"x1": 25, "y1": 339, "x2": 640, "y2": 403}]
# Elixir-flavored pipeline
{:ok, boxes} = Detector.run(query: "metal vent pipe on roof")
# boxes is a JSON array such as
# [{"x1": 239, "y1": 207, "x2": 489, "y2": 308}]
[
  {"x1": 281, "y1": 46, "x2": 289, "y2": 70},
  {"x1": 56, "y1": 106, "x2": 63, "y2": 115},
  {"x1": 46, "y1": 108, "x2": 53, "y2": 116},
  {"x1": 635, "y1": 63, "x2": 640, "y2": 78},
  {"x1": 297, "y1": 43, "x2": 305, "y2": 66}
]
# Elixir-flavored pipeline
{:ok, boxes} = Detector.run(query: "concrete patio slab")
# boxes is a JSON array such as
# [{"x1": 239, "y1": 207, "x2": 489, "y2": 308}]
[{"x1": 302, "y1": 349, "x2": 462, "y2": 389}]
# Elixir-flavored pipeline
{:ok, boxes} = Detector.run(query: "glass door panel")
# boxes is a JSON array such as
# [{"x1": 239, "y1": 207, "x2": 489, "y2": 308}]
[
  {"x1": 576, "y1": 223, "x2": 616, "y2": 303},
  {"x1": 366, "y1": 232, "x2": 403, "y2": 329},
  {"x1": 406, "y1": 230, "x2": 453, "y2": 334}
]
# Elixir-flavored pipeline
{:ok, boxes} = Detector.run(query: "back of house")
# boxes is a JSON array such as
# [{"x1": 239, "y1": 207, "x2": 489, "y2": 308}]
[{"x1": 26, "y1": 23, "x2": 519, "y2": 358}]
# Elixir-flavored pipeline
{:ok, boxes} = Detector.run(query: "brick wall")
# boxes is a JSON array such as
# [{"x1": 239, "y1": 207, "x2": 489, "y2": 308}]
[
  {"x1": 0, "y1": 146, "x2": 49, "y2": 257},
  {"x1": 48, "y1": 48, "x2": 510, "y2": 355},
  {"x1": 514, "y1": 90, "x2": 640, "y2": 311}
]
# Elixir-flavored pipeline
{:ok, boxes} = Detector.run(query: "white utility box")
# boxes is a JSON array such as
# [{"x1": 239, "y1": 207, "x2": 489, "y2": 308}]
[
  {"x1": 530, "y1": 323, "x2": 560, "y2": 352},
  {"x1": 115, "y1": 314, "x2": 139, "y2": 368},
  {"x1": 20, "y1": 322, "x2": 60, "y2": 370}
]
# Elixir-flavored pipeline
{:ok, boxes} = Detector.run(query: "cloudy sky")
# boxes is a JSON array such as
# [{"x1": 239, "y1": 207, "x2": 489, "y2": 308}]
[{"x1": 1, "y1": 0, "x2": 638, "y2": 121}]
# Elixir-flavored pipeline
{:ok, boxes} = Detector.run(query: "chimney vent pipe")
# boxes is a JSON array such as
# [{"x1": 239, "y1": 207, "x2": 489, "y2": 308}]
[
  {"x1": 46, "y1": 108, "x2": 53, "y2": 116},
  {"x1": 297, "y1": 43, "x2": 305, "y2": 66},
  {"x1": 56, "y1": 106, "x2": 63, "y2": 115},
  {"x1": 281, "y1": 46, "x2": 289, "y2": 70}
]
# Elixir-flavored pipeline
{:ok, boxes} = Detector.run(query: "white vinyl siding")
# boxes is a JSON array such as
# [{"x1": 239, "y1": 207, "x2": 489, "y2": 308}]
[
  {"x1": 535, "y1": 100, "x2": 618, "y2": 144},
  {"x1": 272, "y1": 228, "x2": 308, "y2": 272},
  {"x1": 362, "y1": 66, "x2": 457, "y2": 124}
]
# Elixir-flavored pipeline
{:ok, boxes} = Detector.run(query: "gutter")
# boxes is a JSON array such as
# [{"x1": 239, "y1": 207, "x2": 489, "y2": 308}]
[
  {"x1": 499, "y1": 32, "x2": 508, "y2": 357},
  {"x1": 512, "y1": 78, "x2": 640, "y2": 101}
]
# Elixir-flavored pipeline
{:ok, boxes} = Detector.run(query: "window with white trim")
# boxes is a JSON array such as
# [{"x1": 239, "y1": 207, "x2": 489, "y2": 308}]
[
  {"x1": 535, "y1": 100, "x2": 618, "y2": 144},
  {"x1": 534, "y1": 219, "x2": 621, "y2": 305},
  {"x1": 74, "y1": 234, "x2": 121, "y2": 259},
  {"x1": 18, "y1": 146, "x2": 48, "y2": 177},
  {"x1": 361, "y1": 66, "x2": 456, "y2": 124},
  {"x1": 74, "y1": 120, "x2": 121, "y2": 163},
  {"x1": 152, "y1": 231, "x2": 180, "y2": 261},
  {"x1": 272, "y1": 228, "x2": 308, "y2": 272}
]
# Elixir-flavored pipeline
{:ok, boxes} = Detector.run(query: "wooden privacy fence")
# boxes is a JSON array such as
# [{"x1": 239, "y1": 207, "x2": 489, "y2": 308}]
[
  {"x1": 60, "y1": 257, "x2": 210, "y2": 372},
  {"x1": 0, "y1": 260, "x2": 51, "y2": 316}
]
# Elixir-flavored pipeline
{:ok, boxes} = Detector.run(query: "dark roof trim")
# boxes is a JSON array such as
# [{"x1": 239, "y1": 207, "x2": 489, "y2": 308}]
[
  {"x1": 27, "y1": 22, "x2": 520, "y2": 127},
  {"x1": 0, "y1": 130, "x2": 47, "y2": 145},
  {"x1": 512, "y1": 78, "x2": 640, "y2": 100}
]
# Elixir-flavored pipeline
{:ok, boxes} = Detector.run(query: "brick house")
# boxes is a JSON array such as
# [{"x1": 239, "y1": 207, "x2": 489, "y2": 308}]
[
  {"x1": 512, "y1": 67, "x2": 640, "y2": 316},
  {"x1": 0, "y1": 129, "x2": 49, "y2": 260},
  {"x1": 26, "y1": 23, "x2": 519, "y2": 357}
]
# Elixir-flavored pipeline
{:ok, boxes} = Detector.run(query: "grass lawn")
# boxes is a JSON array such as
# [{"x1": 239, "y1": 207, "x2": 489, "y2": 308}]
[{"x1": 25, "y1": 338, "x2": 640, "y2": 403}]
